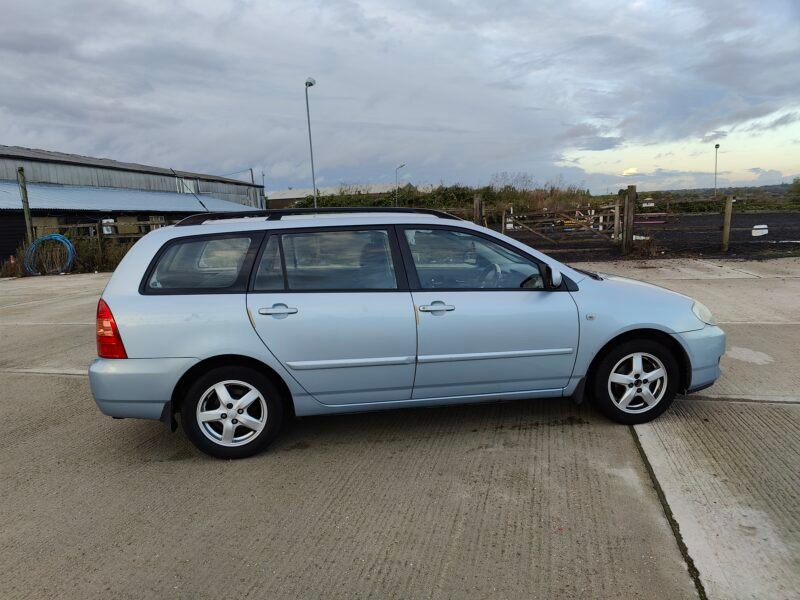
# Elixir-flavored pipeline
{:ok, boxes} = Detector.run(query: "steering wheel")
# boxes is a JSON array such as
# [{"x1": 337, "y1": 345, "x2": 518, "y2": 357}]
[
  {"x1": 519, "y1": 272, "x2": 542, "y2": 289},
  {"x1": 480, "y1": 263, "x2": 502, "y2": 288}
]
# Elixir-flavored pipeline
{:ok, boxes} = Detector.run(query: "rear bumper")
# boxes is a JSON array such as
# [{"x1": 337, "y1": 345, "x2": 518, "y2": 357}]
[
  {"x1": 89, "y1": 357, "x2": 199, "y2": 421},
  {"x1": 673, "y1": 326, "x2": 726, "y2": 393}
]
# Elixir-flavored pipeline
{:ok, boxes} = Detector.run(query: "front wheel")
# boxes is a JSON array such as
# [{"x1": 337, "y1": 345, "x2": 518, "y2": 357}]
[
  {"x1": 182, "y1": 366, "x2": 284, "y2": 459},
  {"x1": 592, "y1": 339, "x2": 679, "y2": 425}
]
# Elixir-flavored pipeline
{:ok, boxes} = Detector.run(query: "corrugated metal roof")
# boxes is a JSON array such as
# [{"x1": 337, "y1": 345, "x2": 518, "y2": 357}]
[
  {"x1": 0, "y1": 145, "x2": 261, "y2": 188},
  {"x1": 0, "y1": 180, "x2": 253, "y2": 213}
]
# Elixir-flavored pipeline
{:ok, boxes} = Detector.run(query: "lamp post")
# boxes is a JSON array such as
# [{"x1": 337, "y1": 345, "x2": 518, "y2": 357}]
[
  {"x1": 714, "y1": 143, "x2": 720, "y2": 198},
  {"x1": 304, "y1": 77, "x2": 318, "y2": 208},
  {"x1": 395, "y1": 163, "x2": 406, "y2": 207}
]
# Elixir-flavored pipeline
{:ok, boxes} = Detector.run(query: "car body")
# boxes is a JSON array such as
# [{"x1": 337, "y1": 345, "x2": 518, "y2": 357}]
[{"x1": 89, "y1": 208, "x2": 725, "y2": 458}]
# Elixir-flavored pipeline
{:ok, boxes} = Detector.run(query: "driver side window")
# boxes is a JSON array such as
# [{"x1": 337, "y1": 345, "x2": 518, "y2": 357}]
[{"x1": 404, "y1": 228, "x2": 543, "y2": 290}]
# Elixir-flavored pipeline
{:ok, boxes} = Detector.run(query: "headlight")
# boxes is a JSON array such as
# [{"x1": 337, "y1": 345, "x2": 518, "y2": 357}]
[{"x1": 692, "y1": 301, "x2": 716, "y2": 325}]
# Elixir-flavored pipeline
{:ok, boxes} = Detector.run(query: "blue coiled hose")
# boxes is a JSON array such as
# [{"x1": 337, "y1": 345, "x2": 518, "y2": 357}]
[{"x1": 24, "y1": 233, "x2": 76, "y2": 275}]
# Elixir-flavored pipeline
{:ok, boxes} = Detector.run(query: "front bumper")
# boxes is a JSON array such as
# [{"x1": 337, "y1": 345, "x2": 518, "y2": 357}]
[
  {"x1": 89, "y1": 357, "x2": 199, "y2": 421},
  {"x1": 673, "y1": 325, "x2": 726, "y2": 393}
]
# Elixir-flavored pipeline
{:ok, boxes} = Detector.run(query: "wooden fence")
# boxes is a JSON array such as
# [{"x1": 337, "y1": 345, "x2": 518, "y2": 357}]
[{"x1": 494, "y1": 186, "x2": 738, "y2": 255}]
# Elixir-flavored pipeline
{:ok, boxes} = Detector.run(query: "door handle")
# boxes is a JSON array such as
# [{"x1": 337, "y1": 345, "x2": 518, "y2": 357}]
[
  {"x1": 258, "y1": 305, "x2": 298, "y2": 316},
  {"x1": 419, "y1": 303, "x2": 455, "y2": 312}
]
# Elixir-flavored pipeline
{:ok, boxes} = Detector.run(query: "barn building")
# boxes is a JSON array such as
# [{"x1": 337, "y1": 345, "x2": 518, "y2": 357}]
[{"x1": 0, "y1": 146, "x2": 263, "y2": 260}]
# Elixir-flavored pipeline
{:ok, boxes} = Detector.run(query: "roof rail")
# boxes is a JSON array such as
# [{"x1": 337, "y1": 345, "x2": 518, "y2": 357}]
[{"x1": 175, "y1": 207, "x2": 462, "y2": 227}]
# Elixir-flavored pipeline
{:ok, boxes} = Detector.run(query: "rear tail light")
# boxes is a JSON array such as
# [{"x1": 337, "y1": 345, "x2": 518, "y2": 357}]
[{"x1": 96, "y1": 299, "x2": 127, "y2": 359}]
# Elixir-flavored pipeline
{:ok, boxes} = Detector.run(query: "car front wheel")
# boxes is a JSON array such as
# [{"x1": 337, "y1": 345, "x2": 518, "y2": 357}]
[
  {"x1": 592, "y1": 339, "x2": 679, "y2": 425},
  {"x1": 182, "y1": 366, "x2": 284, "y2": 459}
]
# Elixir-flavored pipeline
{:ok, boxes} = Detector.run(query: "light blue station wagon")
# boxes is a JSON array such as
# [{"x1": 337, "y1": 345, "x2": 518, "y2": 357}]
[{"x1": 90, "y1": 208, "x2": 725, "y2": 458}]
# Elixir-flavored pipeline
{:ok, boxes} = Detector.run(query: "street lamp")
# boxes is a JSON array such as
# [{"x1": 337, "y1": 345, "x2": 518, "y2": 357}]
[
  {"x1": 714, "y1": 143, "x2": 720, "y2": 199},
  {"x1": 304, "y1": 77, "x2": 318, "y2": 208},
  {"x1": 395, "y1": 163, "x2": 406, "y2": 207}
]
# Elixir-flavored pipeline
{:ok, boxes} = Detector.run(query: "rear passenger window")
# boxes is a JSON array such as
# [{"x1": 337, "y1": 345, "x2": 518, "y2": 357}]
[
  {"x1": 278, "y1": 230, "x2": 397, "y2": 290},
  {"x1": 146, "y1": 235, "x2": 255, "y2": 292}
]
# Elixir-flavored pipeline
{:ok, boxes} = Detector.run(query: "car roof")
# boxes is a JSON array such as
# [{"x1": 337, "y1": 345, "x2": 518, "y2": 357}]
[
  {"x1": 173, "y1": 207, "x2": 461, "y2": 227},
  {"x1": 165, "y1": 209, "x2": 463, "y2": 235}
]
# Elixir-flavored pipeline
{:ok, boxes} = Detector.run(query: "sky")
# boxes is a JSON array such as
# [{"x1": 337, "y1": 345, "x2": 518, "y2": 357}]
[{"x1": 0, "y1": 0, "x2": 798, "y2": 195}]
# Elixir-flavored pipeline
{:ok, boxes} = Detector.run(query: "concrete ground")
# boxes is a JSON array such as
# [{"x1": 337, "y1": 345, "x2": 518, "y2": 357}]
[
  {"x1": 580, "y1": 257, "x2": 800, "y2": 600},
  {"x1": 1, "y1": 258, "x2": 798, "y2": 599}
]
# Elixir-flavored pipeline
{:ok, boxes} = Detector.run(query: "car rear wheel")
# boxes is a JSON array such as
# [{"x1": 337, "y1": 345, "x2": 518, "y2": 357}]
[
  {"x1": 592, "y1": 339, "x2": 679, "y2": 424},
  {"x1": 182, "y1": 366, "x2": 284, "y2": 459}
]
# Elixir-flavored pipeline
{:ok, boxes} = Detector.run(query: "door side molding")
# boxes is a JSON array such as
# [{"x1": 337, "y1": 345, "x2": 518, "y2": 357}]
[
  {"x1": 286, "y1": 356, "x2": 416, "y2": 370},
  {"x1": 418, "y1": 348, "x2": 574, "y2": 364}
]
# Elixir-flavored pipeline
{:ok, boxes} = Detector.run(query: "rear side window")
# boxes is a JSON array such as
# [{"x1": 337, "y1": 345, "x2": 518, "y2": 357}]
[
  {"x1": 253, "y1": 229, "x2": 398, "y2": 291},
  {"x1": 145, "y1": 235, "x2": 256, "y2": 292}
]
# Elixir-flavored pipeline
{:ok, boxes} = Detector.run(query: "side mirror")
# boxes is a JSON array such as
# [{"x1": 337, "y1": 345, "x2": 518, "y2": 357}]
[{"x1": 546, "y1": 266, "x2": 563, "y2": 289}]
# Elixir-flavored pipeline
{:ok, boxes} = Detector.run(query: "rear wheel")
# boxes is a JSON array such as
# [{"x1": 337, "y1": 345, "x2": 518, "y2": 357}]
[
  {"x1": 592, "y1": 339, "x2": 678, "y2": 424},
  {"x1": 182, "y1": 366, "x2": 284, "y2": 459}
]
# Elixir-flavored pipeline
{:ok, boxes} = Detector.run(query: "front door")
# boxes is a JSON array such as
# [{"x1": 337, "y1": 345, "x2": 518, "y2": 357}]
[
  {"x1": 400, "y1": 226, "x2": 580, "y2": 399},
  {"x1": 247, "y1": 227, "x2": 417, "y2": 405}
]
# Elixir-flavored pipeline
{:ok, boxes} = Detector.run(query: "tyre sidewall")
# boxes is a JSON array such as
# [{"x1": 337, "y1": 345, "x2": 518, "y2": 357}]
[
  {"x1": 182, "y1": 366, "x2": 284, "y2": 459},
  {"x1": 592, "y1": 339, "x2": 679, "y2": 425}
]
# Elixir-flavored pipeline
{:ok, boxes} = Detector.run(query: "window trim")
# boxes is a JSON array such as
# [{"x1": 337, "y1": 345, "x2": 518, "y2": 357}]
[
  {"x1": 247, "y1": 234, "x2": 287, "y2": 292},
  {"x1": 139, "y1": 231, "x2": 265, "y2": 295},
  {"x1": 247, "y1": 225, "x2": 410, "y2": 293},
  {"x1": 396, "y1": 224, "x2": 572, "y2": 292}
]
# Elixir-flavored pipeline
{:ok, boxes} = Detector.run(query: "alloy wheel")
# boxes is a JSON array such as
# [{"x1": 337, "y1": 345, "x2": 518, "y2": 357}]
[
  {"x1": 607, "y1": 352, "x2": 668, "y2": 414},
  {"x1": 196, "y1": 380, "x2": 268, "y2": 447}
]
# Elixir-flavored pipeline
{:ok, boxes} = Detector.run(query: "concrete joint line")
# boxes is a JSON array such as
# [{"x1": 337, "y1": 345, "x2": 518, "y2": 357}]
[
  {"x1": 0, "y1": 368, "x2": 88, "y2": 377},
  {"x1": 688, "y1": 395, "x2": 800, "y2": 406},
  {"x1": 629, "y1": 425, "x2": 709, "y2": 600}
]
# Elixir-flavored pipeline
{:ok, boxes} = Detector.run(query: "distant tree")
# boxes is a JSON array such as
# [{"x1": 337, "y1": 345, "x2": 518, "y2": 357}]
[{"x1": 490, "y1": 172, "x2": 536, "y2": 191}]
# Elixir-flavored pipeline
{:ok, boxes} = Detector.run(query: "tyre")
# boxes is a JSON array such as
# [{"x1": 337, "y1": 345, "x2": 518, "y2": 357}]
[
  {"x1": 181, "y1": 365, "x2": 284, "y2": 459},
  {"x1": 591, "y1": 339, "x2": 679, "y2": 425}
]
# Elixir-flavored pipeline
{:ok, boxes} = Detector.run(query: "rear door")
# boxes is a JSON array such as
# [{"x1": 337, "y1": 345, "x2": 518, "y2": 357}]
[
  {"x1": 246, "y1": 226, "x2": 418, "y2": 405},
  {"x1": 400, "y1": 226, "x2": 580, "y2": 399}
]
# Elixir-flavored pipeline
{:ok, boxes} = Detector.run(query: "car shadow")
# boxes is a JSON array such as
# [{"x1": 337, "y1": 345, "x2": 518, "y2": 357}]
[
  {"x1": 108, "y1": 396, "x2": 610, "y2": 463},
  {"x1": 273, "y1": 396, "x2": 601, "y2": 452}
]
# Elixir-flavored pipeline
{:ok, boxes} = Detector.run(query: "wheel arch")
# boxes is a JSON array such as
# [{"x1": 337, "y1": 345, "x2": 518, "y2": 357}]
[
  {"x1": 170, "y1": 354, "x2": 295, "y2": 426},
  {"x1": 585, "y1": 329, "x2": 691, "y2": 395}
]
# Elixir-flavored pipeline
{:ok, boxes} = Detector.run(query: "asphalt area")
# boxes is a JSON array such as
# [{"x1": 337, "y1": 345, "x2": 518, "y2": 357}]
[{"x1": 1, "y1": 258, "x2": 798, "y2": 599}]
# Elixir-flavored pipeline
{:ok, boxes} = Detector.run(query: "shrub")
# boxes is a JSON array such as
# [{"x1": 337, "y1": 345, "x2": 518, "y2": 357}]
[
  {"x1": 1, "y1": 238, "x2": 136, "y2": 277},
  {"x1": 292, "y1": 179, "x2": 594, "y2": 224},
  {"x1": 0, "y1": 253, "x2": 23, "y2": 277}
]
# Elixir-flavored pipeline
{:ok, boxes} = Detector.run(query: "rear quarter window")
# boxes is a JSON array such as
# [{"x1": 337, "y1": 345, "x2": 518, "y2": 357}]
[{"x1": 144, "y1": 234, "x2": 257, "y2": 293}]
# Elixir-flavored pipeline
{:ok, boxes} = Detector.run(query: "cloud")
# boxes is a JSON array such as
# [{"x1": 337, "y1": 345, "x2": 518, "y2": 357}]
[
  {"x1": 746, "y1": 112, "x2": 800, "y2": 132},
  {"x1": 622, "y1": 167, "x2": 638, "y2": 176},
  {"x1": 700, "y1": 131, "x2": 728, "y2": 143},
  {"x1": 0, "y1": 0, "x2": 797, "y2": 194},
  {"x1": 558, "y1": 123, "x2": 624, "y2": 151},
  {"x1": 748, "y1": 168, "x2": 785, "y2": 184}
]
